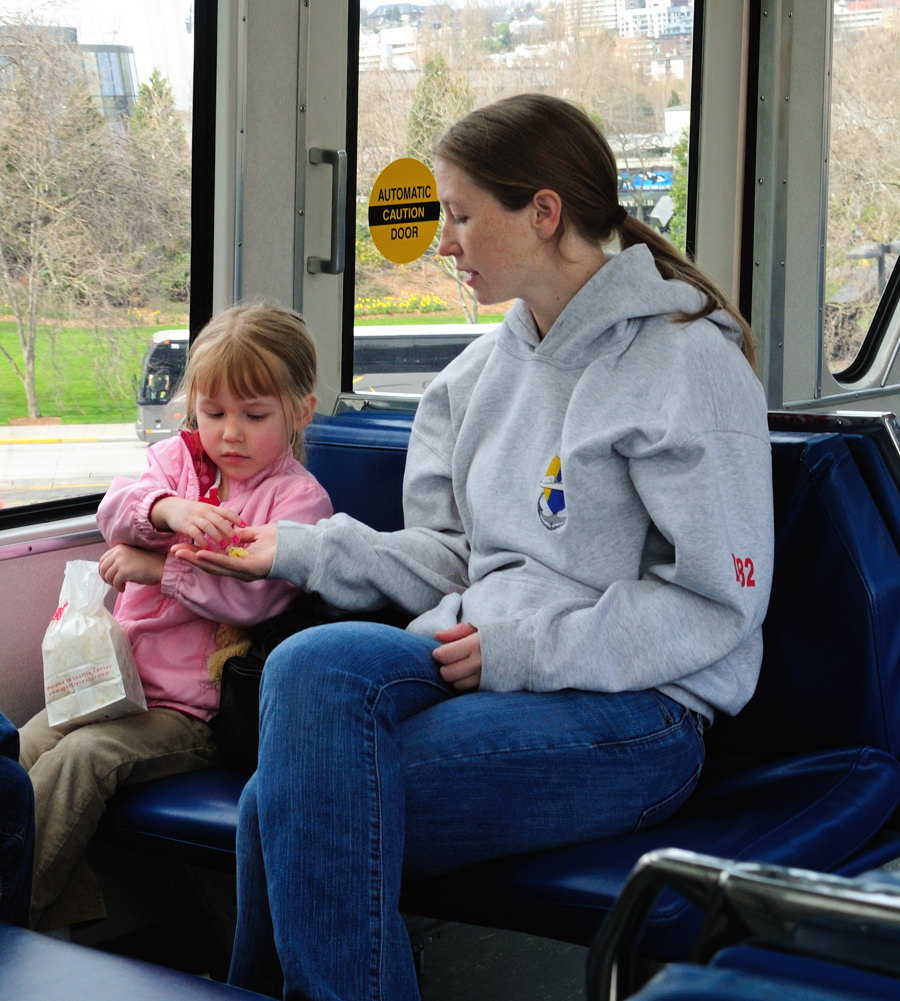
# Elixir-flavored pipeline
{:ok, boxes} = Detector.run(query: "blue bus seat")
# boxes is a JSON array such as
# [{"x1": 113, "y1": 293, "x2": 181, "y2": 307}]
[
  {"x1": 101, "y1": 413, "x2": 900, "y2": 961},
  {"x1": 304, "y1": 408, "x2": 413, "y2": 531},
  {"x1": 0, "y1": 924, "x2": 271, "y2": 1000},
  {"x1": 587, "y1": 849, "x2": 900, "y2": 1000}
]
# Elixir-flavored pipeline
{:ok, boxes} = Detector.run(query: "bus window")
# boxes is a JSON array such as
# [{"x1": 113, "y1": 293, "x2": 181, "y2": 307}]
[
  {"x1": 0, "y1": 1, "x2": 193, "y2": 509},
  {"x1": 825, "y1": 10, "x2": 900, "y2": 376},
  {"x1": 354, "y1": 4, "x2": 694, "y2": 392},
  {"x1": 352, "y1": 324, "x2": 491, "y2": 394},
  {"x1": 135, "y1": 326, "x2": 490, "y2": 429},
  {"x1": 135, "y1": 330, "x2": 189, "y2": 443}
]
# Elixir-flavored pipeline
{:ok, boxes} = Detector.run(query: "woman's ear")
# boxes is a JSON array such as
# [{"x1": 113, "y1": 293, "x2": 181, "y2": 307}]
[{"x1": 531, "y1": 189, "x2": 563, "y2": 238}]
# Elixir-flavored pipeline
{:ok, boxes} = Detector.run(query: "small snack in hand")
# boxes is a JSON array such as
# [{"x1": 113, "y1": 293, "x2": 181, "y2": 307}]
[{"x1": 227, "y1": 546, "x2": 251, "y2": 558}]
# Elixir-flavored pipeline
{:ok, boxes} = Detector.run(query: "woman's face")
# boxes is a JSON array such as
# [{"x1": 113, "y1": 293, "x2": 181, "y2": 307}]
[{"x1": 435, "y1": 158, "x2": 544, "y2": 309}]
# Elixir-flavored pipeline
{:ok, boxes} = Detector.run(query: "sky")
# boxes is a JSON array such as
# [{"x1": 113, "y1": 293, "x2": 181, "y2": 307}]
[{"x1": 0, "y1": 0, "x2": 194, "y2": 107}]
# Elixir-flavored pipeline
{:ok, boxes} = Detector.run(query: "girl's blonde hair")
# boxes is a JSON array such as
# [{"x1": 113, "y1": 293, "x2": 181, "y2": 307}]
[
  {"x1": 434, "y1": 93, "x2": 756, "y2": 368},
  {"x1": 185, "y1": 303, "x2": 317, "y2": 460}
]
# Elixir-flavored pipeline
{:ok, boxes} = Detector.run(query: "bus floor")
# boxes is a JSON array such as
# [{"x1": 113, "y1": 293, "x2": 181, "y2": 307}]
[
  {"x1": 407, "y1": 916, "x2": 586, "y2": 1001},
  {"x1": 65, "y1": 842, "x2": 900, "y2": 999},
  {"x1": 70, "y1": 853, "x2": 587, "y2": 1001}
]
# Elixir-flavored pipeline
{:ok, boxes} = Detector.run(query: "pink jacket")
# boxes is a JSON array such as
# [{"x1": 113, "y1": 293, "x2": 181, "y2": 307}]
[{"x1": 95, "y1": 434, "x2": 333, "y2": 721}]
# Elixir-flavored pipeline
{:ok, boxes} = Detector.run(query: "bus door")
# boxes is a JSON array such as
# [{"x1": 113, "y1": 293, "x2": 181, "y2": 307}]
[{"x1": 223, "y1": 0, "x2": 350, "y2": 413}]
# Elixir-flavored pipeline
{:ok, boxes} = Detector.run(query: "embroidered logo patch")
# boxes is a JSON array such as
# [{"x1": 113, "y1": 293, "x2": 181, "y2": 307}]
[{"x1": 538, "y1": 455, "x2": 566, "y2": 530}]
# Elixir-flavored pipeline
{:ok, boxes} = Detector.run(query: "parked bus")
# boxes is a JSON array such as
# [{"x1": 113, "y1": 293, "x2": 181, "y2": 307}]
[
  {"x1": 134, "y1": 329, "x2": 189, "y2": 443},
  {"x1": 3, "y1": 3, "x2": 900, "y2": 999}
]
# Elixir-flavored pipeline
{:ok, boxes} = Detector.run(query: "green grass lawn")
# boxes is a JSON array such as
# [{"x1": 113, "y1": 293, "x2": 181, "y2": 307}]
[{"x1": 0, "y1": 322, "x2": 168, "y2": 425}]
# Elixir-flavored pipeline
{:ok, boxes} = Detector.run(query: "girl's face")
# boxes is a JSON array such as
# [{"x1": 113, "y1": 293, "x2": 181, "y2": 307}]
[
  {"x1": 195, "y1": 385, "x2": 311, "y2": 484},
  {"x1": 435, "y1": 158, "x2": 544, "y2": 309}
]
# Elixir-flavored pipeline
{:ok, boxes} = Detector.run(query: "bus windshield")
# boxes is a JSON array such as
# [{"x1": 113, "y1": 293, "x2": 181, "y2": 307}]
[{"x1": 135, "y1": 330, "x2": 188, "y2": 442}]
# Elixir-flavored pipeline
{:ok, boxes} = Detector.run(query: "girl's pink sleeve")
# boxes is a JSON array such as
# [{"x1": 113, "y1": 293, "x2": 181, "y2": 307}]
[
  {"x1": 96, "y1": 441, "x2": 181, "y2": 549},
  {"x1": 160, "y1": 477, "x2": 333, "y2": 627}
]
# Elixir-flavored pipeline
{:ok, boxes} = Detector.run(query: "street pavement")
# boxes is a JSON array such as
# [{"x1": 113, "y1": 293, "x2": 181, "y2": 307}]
[{"x1": 0, "y1": 423, "x2": 150, "y2": 508}]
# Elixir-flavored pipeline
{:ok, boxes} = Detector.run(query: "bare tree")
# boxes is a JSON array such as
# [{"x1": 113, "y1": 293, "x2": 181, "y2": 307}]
[
  {"x1": 0, "y1": 21, "x2": 117, "y2": 416},
  {"x1": 825, "y1": 24, "x2": 900, "y2": 368},
  {"x1": 123, "y1": 68, "x2": 191, "y2": 305},
  {"x1": 407, "y1": 53, "x2": 478, "y2": 321},
  {"x1": 0, "y1": 18, "x2": 190, "y2": 418}
]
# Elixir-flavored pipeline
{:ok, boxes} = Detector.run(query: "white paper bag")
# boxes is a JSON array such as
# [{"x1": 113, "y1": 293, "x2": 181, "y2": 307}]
[{"x1": 42, "y1": 560, "x2": 147, "y2": 728}]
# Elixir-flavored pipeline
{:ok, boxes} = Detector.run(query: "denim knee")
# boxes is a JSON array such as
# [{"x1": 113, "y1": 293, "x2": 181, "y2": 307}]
[{"x1": 262, "y1": 620, "x2": 437, "y2": 696}]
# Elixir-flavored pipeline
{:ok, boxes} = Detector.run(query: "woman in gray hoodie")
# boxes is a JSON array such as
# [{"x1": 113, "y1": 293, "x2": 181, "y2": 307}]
[{"x1": 177, "y1": 93, "x2": 774, "y2": 1001}]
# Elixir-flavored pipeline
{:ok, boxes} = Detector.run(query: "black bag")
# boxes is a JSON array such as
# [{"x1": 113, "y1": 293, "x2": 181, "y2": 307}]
[{"x1": 211, "y1": 593, "x2": 410, "y2": 773}]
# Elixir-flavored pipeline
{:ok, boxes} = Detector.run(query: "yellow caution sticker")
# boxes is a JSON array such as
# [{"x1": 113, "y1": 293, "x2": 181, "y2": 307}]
[{"x1": 368, "y1": 158, "x2": 440, "y2": 264}]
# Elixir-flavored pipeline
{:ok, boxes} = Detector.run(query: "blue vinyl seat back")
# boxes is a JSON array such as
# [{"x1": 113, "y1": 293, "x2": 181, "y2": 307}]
[
  {"x1": 705, "y1": 431, "x2": 900, "y2": 763},
  {"x1": 283, "y1": 418, "x2": 900, "y2": 766},
  {"x1": 308, "y1": 420, "x2": 900, "y2": 764},
  {"x1": 304, "y1": 411, "x2": 412, "y2": 532},
  {"x1": 843, "y1": 433, "x2": 900, "y2": 553}
]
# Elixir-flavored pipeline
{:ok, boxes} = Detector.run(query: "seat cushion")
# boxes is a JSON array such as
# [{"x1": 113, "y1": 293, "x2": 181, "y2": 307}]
[
  {"x1": 103, "y1": 750, "x2": 900, "y2": 954},
  {"x1": 103, "y1": 768, "x2": 244, "y2": 871},
  {"x1": 399, "y1": 746, "x2": 900, "y2": 953}
]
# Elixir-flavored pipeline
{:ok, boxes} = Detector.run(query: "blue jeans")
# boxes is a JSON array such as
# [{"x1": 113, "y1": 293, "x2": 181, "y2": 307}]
[
  {"x1": 228, "y1": 622, "x2": 705, "y2": 1001},
  {"x1": 0, "y1": 712, "x2": 34, "y2": 927}
]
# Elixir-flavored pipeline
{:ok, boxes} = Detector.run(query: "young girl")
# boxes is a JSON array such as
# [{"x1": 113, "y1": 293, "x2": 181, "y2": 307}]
[{"x1": 18, "y1": 303, "x2": 333, "y2": 932}]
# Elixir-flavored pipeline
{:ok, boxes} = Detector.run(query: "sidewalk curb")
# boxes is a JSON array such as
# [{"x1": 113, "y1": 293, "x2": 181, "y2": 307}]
[
  {"x1": 0, "y1": 425, "x2": 137, "y2": 445},
  {"x1": 0, "y1": 436, "x2": 137, "y2": 445}
]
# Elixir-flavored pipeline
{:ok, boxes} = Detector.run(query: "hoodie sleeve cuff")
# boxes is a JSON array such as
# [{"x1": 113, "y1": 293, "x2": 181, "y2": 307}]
[
  {"x1": 477, "y1": 618, "x2": 535, "y2": 692},
  {"x1": 269, "y1": 521, "x2": 320, "y2": 589}
]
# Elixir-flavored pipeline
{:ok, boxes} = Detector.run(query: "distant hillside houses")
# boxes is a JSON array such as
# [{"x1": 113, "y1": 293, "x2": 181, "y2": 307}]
[
  {"x1": 366, "y1": 4, "x2": 426, "y2": 28},
  {"x1": 364, "y1": 2, "x2": 698, "y2": 45},
  {"x1": 360, "y1": 2, "x2": 696, "y2": 76}
]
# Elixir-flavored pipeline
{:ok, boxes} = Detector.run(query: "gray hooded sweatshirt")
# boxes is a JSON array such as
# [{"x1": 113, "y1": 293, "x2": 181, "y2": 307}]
[{"x1": 273, "y1": 245, "x2": 774, "y2": 720}]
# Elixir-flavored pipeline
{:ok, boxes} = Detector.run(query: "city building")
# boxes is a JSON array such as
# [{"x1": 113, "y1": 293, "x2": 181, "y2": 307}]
[{"x1": 0, "y1": 24, "x2": 138, "y2": 125}]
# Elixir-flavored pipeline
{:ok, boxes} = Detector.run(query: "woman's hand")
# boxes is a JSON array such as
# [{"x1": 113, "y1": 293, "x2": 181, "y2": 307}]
[
  {"x1": 151, "y1": 496, "x2": 243, "y2": 549},
  {"x1": 98, "y1": 544, "x2": 166, "y2": 592},
  {"x1": 171, "y1": 523, "x2": 278, "y2": 581},
  {"x1": 432, "y1": 622, "x2": 482, "y2": 691}
]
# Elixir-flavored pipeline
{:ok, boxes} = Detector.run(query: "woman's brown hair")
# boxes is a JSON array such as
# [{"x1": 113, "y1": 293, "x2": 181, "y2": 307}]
[{"x1": 434, "y1": 93, "x2": 755, "y2": 367}]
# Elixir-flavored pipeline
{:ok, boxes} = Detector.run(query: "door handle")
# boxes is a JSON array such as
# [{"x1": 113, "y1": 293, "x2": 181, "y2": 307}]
[{"x1": 307, "y1": 147, "x2": 347, "y2": 275}]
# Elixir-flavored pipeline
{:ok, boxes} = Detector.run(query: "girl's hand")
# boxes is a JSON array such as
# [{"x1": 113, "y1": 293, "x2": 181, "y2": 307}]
[
  {"x1": 151, "y1": 496, "x2": 242, "y2": 549},
  {"x1": 98, "y1": 544, "x2": 166, "y2": 592},
  {"x1": 432, "y1": 622, "x2": 482, "y2": 691},
  {"x1": 171, "y1": 523, "x2": 278, "y2": 581}
]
